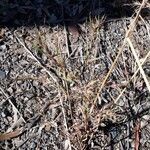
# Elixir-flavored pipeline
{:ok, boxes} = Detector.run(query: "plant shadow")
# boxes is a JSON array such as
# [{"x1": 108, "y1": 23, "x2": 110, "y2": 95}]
[{"x1": 0, "y1": 0, "x2": 145, "y2": 28}]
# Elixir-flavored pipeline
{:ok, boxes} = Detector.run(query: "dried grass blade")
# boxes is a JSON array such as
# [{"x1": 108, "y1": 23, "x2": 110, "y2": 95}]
[
  {"x1": 58, "y1": 90, "x2": 72, "y2": 150},
  {"x1": 134, "y1": 120, "x2": 141, "y2": 150},
  {"x1": 127, "y1": 38, "x2": 150, "y2": 92},
  {"x1": 0, "y1": 128, "x2": 23, "y2": 141}
]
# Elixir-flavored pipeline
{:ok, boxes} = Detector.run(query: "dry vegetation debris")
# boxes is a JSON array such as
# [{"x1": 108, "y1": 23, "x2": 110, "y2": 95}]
[{"x1": 0, "y1": 0, "x2": 150, "y2": 149}]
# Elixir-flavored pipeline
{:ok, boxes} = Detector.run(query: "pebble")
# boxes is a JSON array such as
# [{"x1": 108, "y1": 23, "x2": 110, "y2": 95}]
[
  {"x1": 142, "y1": 115, "x2": 150, "y2": 120},
  {"x1": 7, "y1": 87, "x2": 13, "y2": 94},
  {"x1": 7, "y1": 116, "x2": 12, "y2": 122},
  {"x1": 0, "y1": 69, "x2": 6, "y2": 79},
  {"x1": 30, "y1": 141, "x2": 37, "y2": 149},
  {"x1": 0, "y1": 45, "x2": 6, "y2": 50},
  {"x1": 1, "y1": 112, "x2": 6, "y2": 118}
]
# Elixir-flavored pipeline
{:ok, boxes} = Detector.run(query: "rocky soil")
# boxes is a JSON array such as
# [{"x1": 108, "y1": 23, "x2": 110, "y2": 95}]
[{"x1": 0, "y1": 0, "x2": 150, "y2": 150}]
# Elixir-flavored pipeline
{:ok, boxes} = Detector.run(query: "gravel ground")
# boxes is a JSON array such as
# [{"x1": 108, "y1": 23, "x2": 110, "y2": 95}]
[{"x1": 0, "y1": 0, "x2": 150, "y2": 150}]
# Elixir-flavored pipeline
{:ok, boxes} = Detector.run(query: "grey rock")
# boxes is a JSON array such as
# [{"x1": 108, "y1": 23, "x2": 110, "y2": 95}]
[
  {"x1": 0, "y1": 45, "x2": 6, "y2": 50},
  {"x1": 0, "y1": 69, "x2": 6, "y2": 79},
  {"x1": 1, "y1": 112, "x2": 6, "y2": 118}
]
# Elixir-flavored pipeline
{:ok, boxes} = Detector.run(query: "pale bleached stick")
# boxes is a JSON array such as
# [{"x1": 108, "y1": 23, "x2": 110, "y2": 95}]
[
  {"x1": 64, "y1": 24, "x2": 70, "y2": 57},
  {"x1": 115, "y1": 50, "x2": 150, "y2": 103},
  {"x1": 127, "y1": 38, "x2": 150, "y2": 92},
  {"x1": 58, "y1": 90, "x2": 72, "y2": 150}
]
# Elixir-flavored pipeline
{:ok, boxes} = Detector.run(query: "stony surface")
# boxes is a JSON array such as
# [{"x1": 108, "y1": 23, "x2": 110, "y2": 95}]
[{"x1": 0, "y1": 1, "x2": 150, "y2": 150}]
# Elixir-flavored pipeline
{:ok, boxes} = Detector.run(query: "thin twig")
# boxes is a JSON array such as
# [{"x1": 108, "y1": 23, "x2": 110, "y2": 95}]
[{"x1": 64, "y1": 24, "x2": 71, "y2": 57}]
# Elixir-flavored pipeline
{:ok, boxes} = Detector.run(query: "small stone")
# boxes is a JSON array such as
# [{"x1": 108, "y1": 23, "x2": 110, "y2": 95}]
[
  {"x1": 1, "y1": 112, "x2": 6, "y2": 118},
  {"x1": 45, "y1": 123, "x2": 51, "y2": 132},
  {"x1": 42, "y1": 54, "x2": 47, "y2": 62},
  {"x1": 141, "y1": 120, "x2": 148, "y2": 128},
  {"x1": 33, "y1": 80, "x2": 39, "y2": 86},
  {"x1": 30, "y1": 142, "x2": 37, "y2": 149},
  {"x1": 142, "y1": 115, "x2": 150, "y2": 121},
  {"x1": 7, "y1": 116, "x2": 12, "y2": 122},
  {"x1": 24, "y1": 97, "x2": 29, "y2": 102},
  {"x1": 0, "y1": 45, "x2": 6, "y2": 50},
  {"x1": 0, "y1": 69, "x2": 6, "y2": 79},
  {"x1": 7, "y1": 87, "x2": 13, "y2": 94}
]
